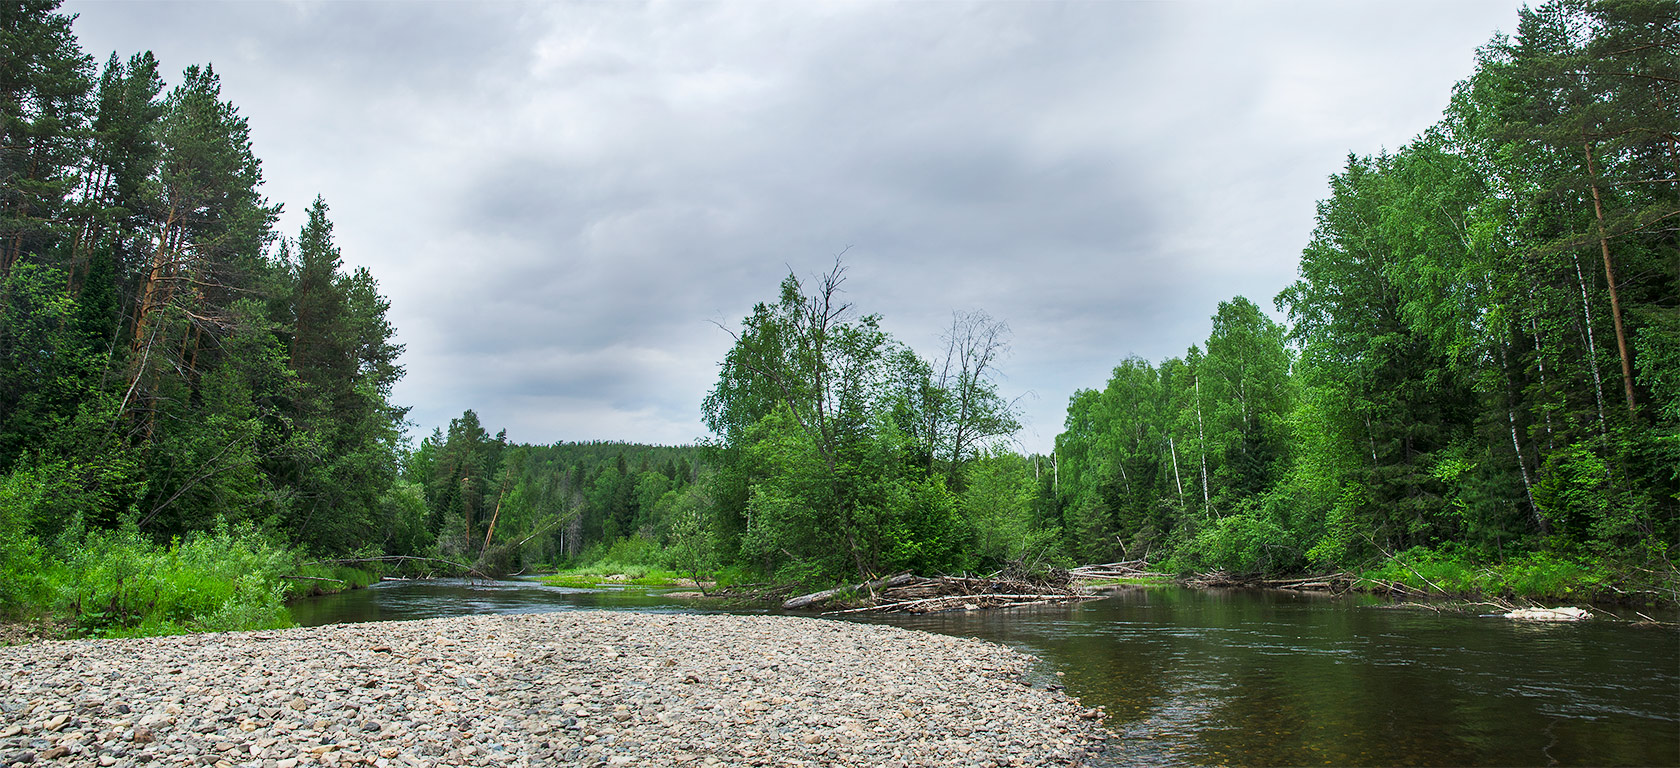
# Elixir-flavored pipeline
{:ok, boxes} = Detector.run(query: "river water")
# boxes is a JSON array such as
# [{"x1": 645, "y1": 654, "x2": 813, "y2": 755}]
[{"x1": 290, "y1": 580, "x2": 1678, "y2": 767}]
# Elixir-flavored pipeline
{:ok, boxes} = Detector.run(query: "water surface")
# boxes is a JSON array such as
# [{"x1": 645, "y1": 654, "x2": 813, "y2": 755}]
[{"x1": 291, "y1": 579, "x2": 1678, "y2": 766}]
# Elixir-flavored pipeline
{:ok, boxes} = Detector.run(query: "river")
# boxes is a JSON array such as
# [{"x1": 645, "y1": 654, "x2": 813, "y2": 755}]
[{"x1": 290, "y1": 579, "x2": 1678, "y2": 767}]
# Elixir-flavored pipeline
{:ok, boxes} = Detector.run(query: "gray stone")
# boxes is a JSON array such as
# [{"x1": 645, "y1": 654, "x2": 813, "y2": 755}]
[{"x1": 0, "y1": 612, "x2": 1101, "y2": 766}]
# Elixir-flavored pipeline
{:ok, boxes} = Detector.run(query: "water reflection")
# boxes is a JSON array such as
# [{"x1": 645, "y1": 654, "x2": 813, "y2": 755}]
[
  {"x1": 287, "y1": 577, "x2": 756, "y2": 627},
  {"x1": 291, "y1": 580, "x2": 1679, "y2": 767}
]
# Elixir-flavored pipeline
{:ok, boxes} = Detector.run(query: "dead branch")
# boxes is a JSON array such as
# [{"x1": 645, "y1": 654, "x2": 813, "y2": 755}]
[
  {"x1": 783, "y1": 572, "x2": 914, "y2": 610},
  {"x1": 306, "y1": 555, "x2": 490, "y2": 580},
  {"x1": 280, "y1": 575, "x2": 345, "y2": 585}
]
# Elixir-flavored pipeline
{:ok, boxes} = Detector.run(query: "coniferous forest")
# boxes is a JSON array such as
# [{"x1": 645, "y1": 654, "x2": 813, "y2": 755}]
[{"x1": 0, "y1": 0, "x2": 1675, "y2": 636}]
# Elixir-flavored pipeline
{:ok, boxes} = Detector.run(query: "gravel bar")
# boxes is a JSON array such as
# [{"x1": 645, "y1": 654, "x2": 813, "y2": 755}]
[{"x1": 0, "y1": 612, "x2": 1105, "y2": 767}]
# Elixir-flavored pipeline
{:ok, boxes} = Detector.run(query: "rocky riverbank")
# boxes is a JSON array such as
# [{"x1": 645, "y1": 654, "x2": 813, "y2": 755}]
[{"x1": 0, "y1": 612, "x2": 1104, "y2": 767}]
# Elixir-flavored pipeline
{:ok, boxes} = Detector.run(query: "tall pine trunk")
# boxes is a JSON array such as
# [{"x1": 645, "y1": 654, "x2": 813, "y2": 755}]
[{"x1": 1583, "y1": 139, "x2": 1637, "y2": 417}]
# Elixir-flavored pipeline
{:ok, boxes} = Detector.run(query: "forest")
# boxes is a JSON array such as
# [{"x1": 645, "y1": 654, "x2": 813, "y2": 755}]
[
  {"x1": 0, "y1": 0, "x2": 1674, "y2": 636},
  {"x1": 697, "y1": 1, "x2": 1678, "y2": 598}
]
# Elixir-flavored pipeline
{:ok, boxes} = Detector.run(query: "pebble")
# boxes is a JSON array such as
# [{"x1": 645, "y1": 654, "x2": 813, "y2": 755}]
[{"x1": 0, "y1": 612, "x2": 1101, "y2": 766}]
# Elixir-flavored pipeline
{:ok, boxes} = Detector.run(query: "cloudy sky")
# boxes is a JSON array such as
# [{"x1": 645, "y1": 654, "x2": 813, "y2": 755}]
[{"x1": 67, "y1": 0, "x2": 1522, "y2": 453}]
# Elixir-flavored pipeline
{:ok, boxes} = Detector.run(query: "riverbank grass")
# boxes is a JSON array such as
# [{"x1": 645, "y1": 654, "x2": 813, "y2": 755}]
[
  {"x1": 0, "y1": 522, "x2": 383, "y2": 640},
  {"x1": 541, "y1": 566, "x2": 686, "y2": 588},
  {"x1": 1356, "y1": 545, "x2": 1676, "y2": 604},
  {"x1": 541, "y1": 536, "x2": 695, "y2": 588}
]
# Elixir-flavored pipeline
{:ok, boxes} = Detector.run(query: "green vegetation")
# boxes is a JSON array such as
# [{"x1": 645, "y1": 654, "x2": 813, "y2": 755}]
[
  {"x1": 0, "y1": 2, "x2": 404, "y2": 635},
  {"x1": 1043, "y1": 1, "x2": 1678, "y2": 602},
  {"x1": 540, "y1": 537, "x2": 686, "y2": 587},
  {"x1": 683, "y1": 1, "x2": 1677, "y2": 603},
  {"x1": 0, "y1": 520, "x2": 376, "y2": 638},
  {"x1": 2, "y1": 0, "x2": 1674, "y2": 641},
  {"x1": 698, "y1": 268, "x2": 1051, "y2": 588},
  {"x1": 1358, "y1": 546, "x2": 1619, "y2": 603}
]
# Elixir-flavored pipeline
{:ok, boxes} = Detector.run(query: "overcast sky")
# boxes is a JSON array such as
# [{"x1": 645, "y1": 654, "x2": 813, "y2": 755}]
[{"x1": 67, "y1": 0, "x2": 1522, "y2": 453}]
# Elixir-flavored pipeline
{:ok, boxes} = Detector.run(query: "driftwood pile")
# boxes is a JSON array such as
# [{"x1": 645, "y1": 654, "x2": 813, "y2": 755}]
[
  {"x1": 1067, "y1": 560, "x2": 1172, "y2": 581},
  {"x1": 782, "y1": 570, "x2": 1096, "y2": 615},
  {"x1": 1184, "y1": 570, "x2": 1356, "y2": 594}
]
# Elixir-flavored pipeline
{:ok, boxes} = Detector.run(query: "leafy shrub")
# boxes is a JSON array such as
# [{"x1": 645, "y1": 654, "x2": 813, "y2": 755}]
[
  {"x1": 0, "y1": 466, "x2": 58, "y2": 615},
  {"x1": 1359, "y1": 546, "x2": 1607, "y2": 601},
  {"x1": 1174, "y1": 510, "x2": 1297, "y2": 576},
  {"x1": 603, "y1": 536, "x2": 665, "y2": 567},
  {"x1": 58, "y1": 523, "x2": 297, "y2": 637}
]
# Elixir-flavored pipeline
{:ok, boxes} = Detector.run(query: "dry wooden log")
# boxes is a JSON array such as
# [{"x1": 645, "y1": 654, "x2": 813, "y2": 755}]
[
  {"x1": 782, "y1": 572, "x2": 915, "y2": 610},
  {"x1": 1262, "y1": 574, "x2": 1351, "y2": 591},
  {"x1": 280, "y1": 575, "x2": 345, "y2": 585},
  {"x1": 304, "y1": 555, "x2": 492, "y2": 579},
  {"x1": 822, "y1": 592, "x2": 1098, "y2": 616},
  {"x1": 1073, "y1": 570, "x2": 1173, "y2": 580},
  {"x1": 1184, "y1": 571, "x2": 1258, "y2": 588},
  {"x1": 1068, "y1": 559, "x2": 1167, "y2": 582},
  {"x1": 1069, "y1": 559, "x2": 1149, "y2": 573}
]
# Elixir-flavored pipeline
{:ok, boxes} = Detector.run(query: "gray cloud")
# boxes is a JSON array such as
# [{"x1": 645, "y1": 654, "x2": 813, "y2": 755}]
[{"x1": 66, "y1": 0, "x2": 1523, "y2": 451}]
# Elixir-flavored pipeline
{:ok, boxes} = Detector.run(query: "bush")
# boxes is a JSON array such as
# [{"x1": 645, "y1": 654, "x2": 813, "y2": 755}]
[
  {"x1": 603, "y1": 536, "x2": 664, "y2": 567},
  {"x1": 0, "y1": 467, "x2": 58, "y2": 616},
  {"x1": 541, "y1": 535, "x2": 682, "y2": 586},
  {"x1": 1359, "y1": 545, "x2": 1609, "y2": 601},
  {"x1": 57, "y1": 524, "x2": 297, "y2": 637},
  {"x1": 1173, "y1": 510, "x2": 1298, "y2": 576}
]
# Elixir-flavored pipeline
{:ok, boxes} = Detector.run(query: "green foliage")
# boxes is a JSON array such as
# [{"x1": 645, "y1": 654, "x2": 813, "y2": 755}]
[
  {"x1": 0, "y1": 3, "x2": 415, "y2": 633},
  {"x1": 54, "y1": 524, "x2": 297, "y2": 636},
  {"x1": 379, "y1": 481, "x2": 431, "y2": 557},
  {"x1": 961, "y1": 452, "x2": 1061, "y2": 569},
  {"x1": 663, "y1": 484, "x2": 717, "y2": 586},
  {"x1": 0, "y1": 466, "x2": 58, "y2": 615},
  {"x1": 1359, "y1": 546, "x2": 1609, "y2": 602},
  {"x1": 1038, "y1": 0, "x2": 1677, "y2": 598},
  {"x1": 1171, "y1": 506, "x2": 1298, "y2": 577},
  {"x1": 600, "y1": 536, "x2": 665, "y2": 568},
  {"x1": 701, "y1": 264, "x2": 1054, "y2": 587}
]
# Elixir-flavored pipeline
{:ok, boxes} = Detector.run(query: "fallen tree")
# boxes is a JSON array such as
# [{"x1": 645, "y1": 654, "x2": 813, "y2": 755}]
[
  {"x1": 786, "y1": 569, "x2": 1097, "y2": 615},
  {"x1": 783, "y1": 572, "x2": 916, "y2": 610},
  {"x1": 1180, "y1": 570, "x2": 1361, "y2": 594},
  {"x1": 1068, "y1": 560, "x2": 1174, "y2": 581},
  {"x1": 303, "y1": 555, "x2": 492, "y2": 580}
]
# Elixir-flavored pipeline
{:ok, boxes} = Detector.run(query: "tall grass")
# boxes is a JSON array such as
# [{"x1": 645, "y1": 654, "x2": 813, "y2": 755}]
[
  {"x1": 541, "y1": 536, "x2": 685, "y2": 587},
  {"x1": 56, "y1": 525, "x2": 298, "y2": 636},
  {"x1": 0, "y1": 520, "x2": 383, "y2": 638},
  {"x1": 1359, "y1": 546, "x2": 1610, "y2": 602}
]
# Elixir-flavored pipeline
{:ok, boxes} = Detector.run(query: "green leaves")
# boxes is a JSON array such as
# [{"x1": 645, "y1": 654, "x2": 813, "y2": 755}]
[
  {"x1": 705, "y1": 263, "x2": 1035, "y2": 584},
  {"x1": 1054, "y1": 0, "x2": 1677, "y2": 575}
]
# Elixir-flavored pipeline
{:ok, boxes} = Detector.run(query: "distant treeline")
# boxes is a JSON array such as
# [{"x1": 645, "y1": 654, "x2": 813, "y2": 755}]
[{"x1": 399, "y1": 417, "x2": 706, "y2": 572}]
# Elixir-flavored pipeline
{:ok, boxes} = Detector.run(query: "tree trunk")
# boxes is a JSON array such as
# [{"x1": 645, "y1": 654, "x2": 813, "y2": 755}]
[
  {"x1": 1584, "y1": 139, "x2": 1637, "y2": 417},
  {"x1": 132, "y1": 207, "x2": 178, "y2": 354},
  {"x1": 1500, "y1": 345, "x2": 1546, "y2": 534},
  {"x1": 1195, "y1": 377, "x2": 1210, "y2": 507},
  {"x1": 1168, "y1": 434, "x2": 1185, "y2": 502},
  {"x1": 1530, "y1": 316, "x2": 1554, "y2": 446},
  {"x1": 1572, "y1": 255, "x2": 1609, "y2": 438},
  {"x1": 782, "y1": 572, "x2": 915, "y2": 610}
]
